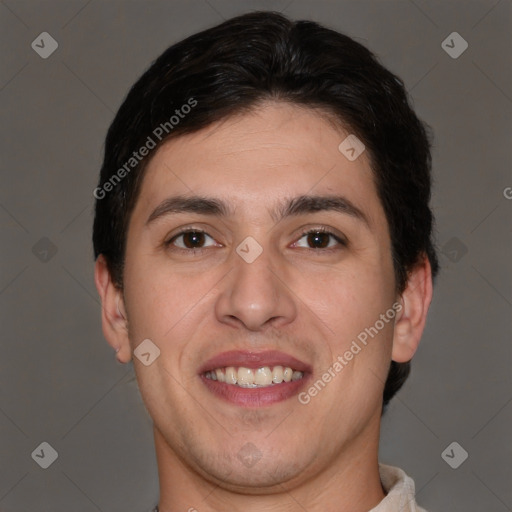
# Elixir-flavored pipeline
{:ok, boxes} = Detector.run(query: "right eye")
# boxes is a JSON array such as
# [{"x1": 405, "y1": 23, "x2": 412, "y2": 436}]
[{"x1": 165, "y1": 229, "x2": 219, "y2": 253}]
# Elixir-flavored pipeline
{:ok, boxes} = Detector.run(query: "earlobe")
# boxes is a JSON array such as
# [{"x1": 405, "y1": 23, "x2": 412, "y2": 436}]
[
  {"x1": 94, "y1": 255, "x2": 132, "y2": 363},
  {"x1": 391, "y1": 255, "x2": 433, "y2": 363}
]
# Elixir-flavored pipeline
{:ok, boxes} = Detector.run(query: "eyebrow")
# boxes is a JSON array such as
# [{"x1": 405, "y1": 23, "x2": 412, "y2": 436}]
[{"x1": 145, "y1": 194, "x2": 370, "y2": 228}]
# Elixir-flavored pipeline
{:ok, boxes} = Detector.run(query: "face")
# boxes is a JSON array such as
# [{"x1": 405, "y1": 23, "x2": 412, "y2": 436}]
[{"x1": 119, "y1": 102, "x2": 400, "y2": 490}]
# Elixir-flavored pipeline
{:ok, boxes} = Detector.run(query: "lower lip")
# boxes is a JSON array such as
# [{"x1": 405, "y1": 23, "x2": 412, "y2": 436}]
[{"x1": 200, "y1": 374, "x2": 310, "y2": 407}]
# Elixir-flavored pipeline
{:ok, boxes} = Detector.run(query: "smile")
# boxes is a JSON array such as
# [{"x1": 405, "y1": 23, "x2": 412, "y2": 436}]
[
  {"x1": 199, "y1": 350, "x2": 311, "y2": 407},
  {"x1": 204, "y1": 365, "x2": 304, "y2": 387}
]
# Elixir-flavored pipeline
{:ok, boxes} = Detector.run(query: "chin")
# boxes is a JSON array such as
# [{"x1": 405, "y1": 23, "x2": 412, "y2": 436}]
[{"x1": 188, "y1": 443, "x2": 312, "y2": 492}]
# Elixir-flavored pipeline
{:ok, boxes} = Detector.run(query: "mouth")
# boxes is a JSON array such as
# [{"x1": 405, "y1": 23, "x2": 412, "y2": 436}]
[{"x1": 198, "y1": 350, "x2": 312, "y2": 407}]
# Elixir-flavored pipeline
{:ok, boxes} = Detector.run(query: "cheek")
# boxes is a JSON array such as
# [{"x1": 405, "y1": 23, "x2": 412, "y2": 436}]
[
  {"x1": 124, "y1": 256, "x2": 219, "y2": 357},
  {"x1": 122, "y1": 257, "x2": 180, "y2": 341},
  {"x1": 306, "y1": 264, "x2": 393, "y2": 334}
]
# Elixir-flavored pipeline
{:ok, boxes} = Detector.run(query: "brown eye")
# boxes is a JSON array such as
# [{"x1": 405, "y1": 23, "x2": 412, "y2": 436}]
[
  {"x1": 294, "y1": 229, "x2": 346, "y2": 251},
  {"x1": 306, "y1": 232, "x2": 330, "y2": 248},
  {"x1": 166, "y1": 230, "x2": 216, "y2": 250}
]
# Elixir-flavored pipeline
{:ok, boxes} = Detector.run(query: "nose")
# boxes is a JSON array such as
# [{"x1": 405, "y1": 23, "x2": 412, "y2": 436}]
[{"x1": 214, "y1": 242, "x2": 297, "y2": 331}]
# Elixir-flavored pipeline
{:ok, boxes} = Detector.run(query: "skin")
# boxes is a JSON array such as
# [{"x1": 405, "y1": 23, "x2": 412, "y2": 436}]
[{"x1": 95, "y1": 102, "x2": 433, "y2": 512}]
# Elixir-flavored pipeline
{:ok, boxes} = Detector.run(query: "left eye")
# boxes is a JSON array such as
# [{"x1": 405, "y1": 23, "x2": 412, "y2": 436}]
[{"x1": 294, "y1": 229, "x2": 345, "y2": 250}]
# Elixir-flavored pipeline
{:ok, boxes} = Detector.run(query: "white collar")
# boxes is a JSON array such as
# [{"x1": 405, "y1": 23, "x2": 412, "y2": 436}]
[{"x1": 368, "y1": 463, "x2": 428, "y2": 512}]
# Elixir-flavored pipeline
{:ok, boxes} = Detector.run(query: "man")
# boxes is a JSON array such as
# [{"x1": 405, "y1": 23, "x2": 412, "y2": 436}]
[{"x1": 93, "y1": 11, "x2": 438, "y2": 512}]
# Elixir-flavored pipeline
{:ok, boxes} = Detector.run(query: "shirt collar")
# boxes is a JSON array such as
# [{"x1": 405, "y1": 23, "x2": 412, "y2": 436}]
[{"x1": 368, "y1": 464, "x2": 428, "y2": 512}]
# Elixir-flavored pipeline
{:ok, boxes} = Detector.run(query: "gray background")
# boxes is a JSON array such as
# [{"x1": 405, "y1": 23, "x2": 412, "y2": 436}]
[{"x1": 1, "y1": 0, "x2": 511, "y2": 511}]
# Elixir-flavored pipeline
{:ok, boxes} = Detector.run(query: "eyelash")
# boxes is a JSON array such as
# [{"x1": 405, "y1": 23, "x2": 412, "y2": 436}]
[{"x1": 164, "y1": 227, "x2": 347, "y2": 255}]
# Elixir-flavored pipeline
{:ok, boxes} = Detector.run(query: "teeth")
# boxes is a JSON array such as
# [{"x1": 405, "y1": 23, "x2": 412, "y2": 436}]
[
  {"x1": 272, "y1": 365, "x2": 284, "y2": 383},
  {"x1": 225, "y1": 366, "x2": 237, "y2": 385},
  {"x1": 237, "y1": 367, "x2": 254, "y2": 387},
  {"x1": 204, "y1": 366, "x2": 304, "y2": 387},
  {"x1": 291, "y1": 370, "x2": 303, "y2": 381},
  {"x1": 254, "y1": 367, "x2": 272, "y2": 386}
]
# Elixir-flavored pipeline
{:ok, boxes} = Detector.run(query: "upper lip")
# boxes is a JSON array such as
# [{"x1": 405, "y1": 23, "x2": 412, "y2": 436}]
[{"x1": 199, "y1": 350, "x2": 312, "y2": 374}]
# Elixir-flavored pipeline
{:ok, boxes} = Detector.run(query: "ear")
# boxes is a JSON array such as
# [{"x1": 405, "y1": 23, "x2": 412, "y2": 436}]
[
  {"x1": 94, "y1": 254, "x2": 132, "y2": 363},
  {"x1": 392, "y1": 255, "x2": 433, "y2": 363}
]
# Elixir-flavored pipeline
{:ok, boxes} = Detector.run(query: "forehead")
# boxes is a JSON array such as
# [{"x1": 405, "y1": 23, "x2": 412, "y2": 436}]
[{"x1": 132, "y1": 102, "x2": 384, "y2": 230}]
